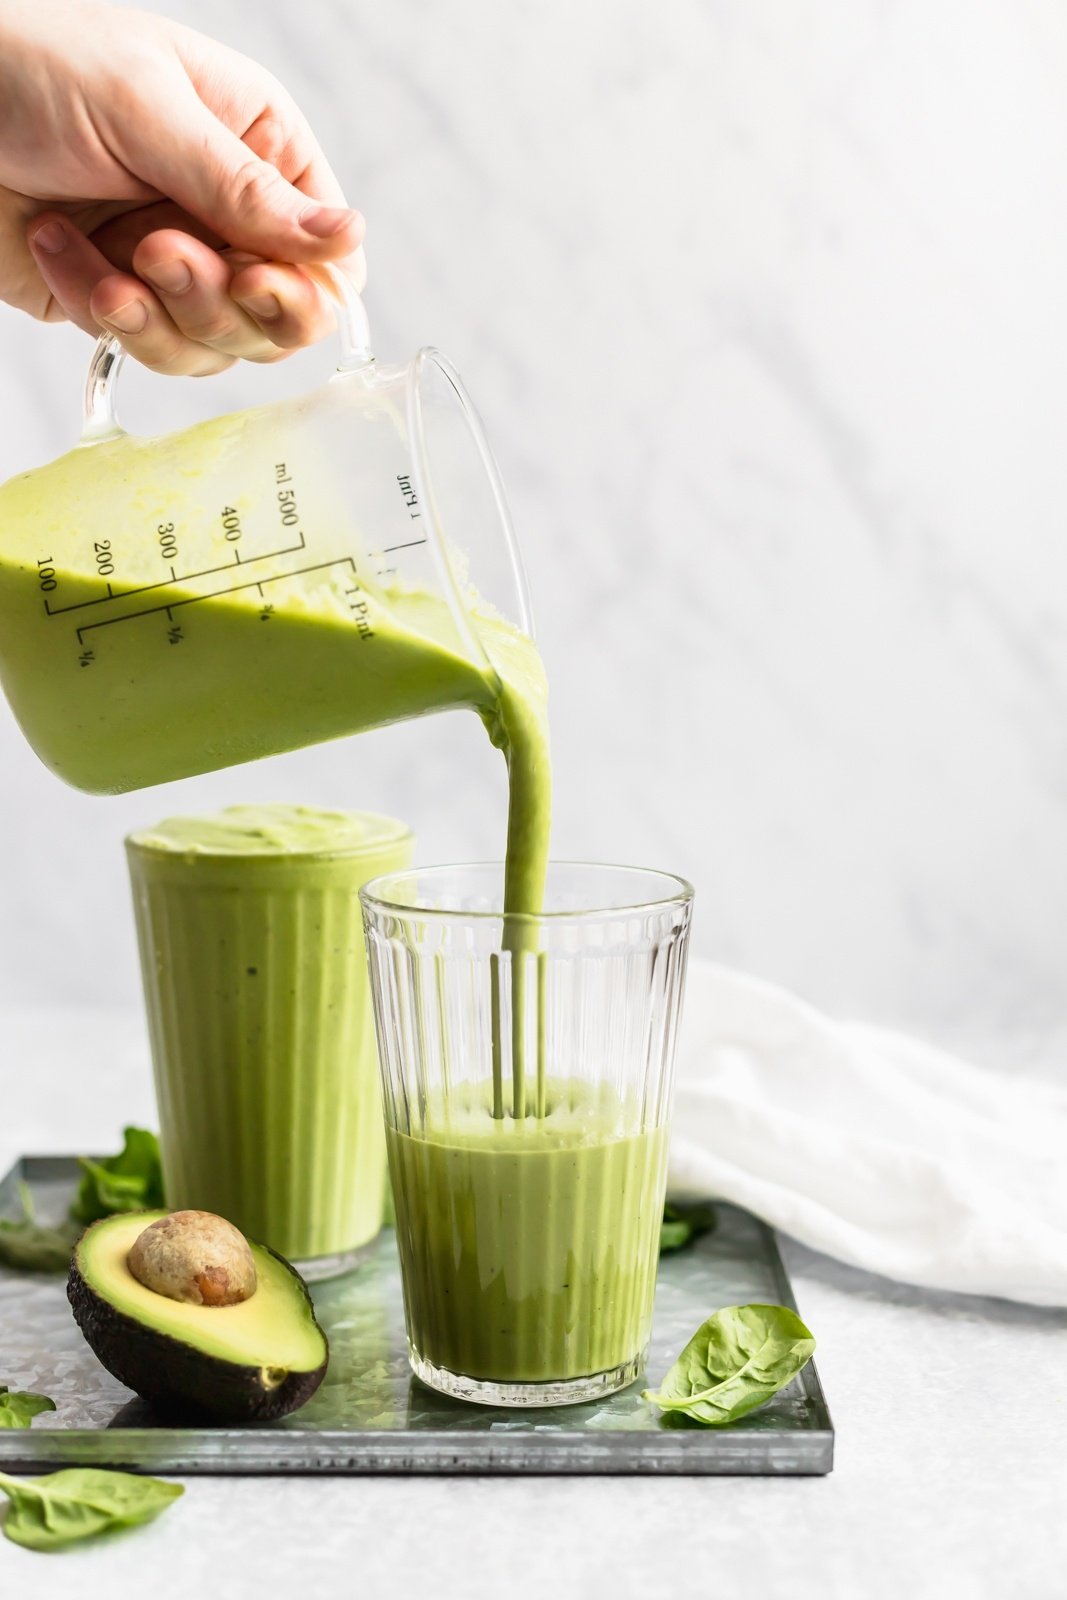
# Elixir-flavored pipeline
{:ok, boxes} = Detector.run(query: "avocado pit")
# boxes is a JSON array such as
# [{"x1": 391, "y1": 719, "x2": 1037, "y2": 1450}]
[{"x1": 127, "y1": 1210, "x2": 257, "y2": 1307}]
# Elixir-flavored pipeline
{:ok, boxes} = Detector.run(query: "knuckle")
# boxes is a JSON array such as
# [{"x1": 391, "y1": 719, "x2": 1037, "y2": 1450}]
[
  {"x1": 131, "y1": 232, "x2": 184, "y2": 275},
  {"x1": 102, "y1": 68, "x2": 156, "y2": 120},
  {"x1": 184, "y1": 309, "x2": 240, "y2": 345},
  {"x1": 245, "y1": 113, "x2": 289, "y2": 168},
  {"x1": 136, "y1": 337, "x2": 192, "y2": 376},
  {"x1": 227, "y1": 156, "x2": 286, "y2": 220}
]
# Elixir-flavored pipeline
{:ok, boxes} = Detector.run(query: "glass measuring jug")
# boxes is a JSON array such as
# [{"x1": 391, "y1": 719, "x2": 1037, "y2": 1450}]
[{"x1": 0, "y1": 281, "x2": 533, "y2": 793}]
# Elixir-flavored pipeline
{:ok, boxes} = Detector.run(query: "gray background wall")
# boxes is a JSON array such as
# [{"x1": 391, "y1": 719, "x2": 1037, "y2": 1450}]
[{"x1": 2, "y1": 0, "x2": 1065, "y2": 1031}]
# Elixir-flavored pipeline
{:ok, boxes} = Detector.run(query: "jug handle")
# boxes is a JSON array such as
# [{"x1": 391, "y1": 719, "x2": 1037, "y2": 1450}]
[{"x1": 79, "y1": 265, "x2": 375, "y2": 444}]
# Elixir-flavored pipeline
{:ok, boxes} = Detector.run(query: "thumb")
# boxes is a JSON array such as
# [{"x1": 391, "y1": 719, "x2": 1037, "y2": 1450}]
[{"x1": 133, "y1": 91, "x2": 364, "y2": 264}]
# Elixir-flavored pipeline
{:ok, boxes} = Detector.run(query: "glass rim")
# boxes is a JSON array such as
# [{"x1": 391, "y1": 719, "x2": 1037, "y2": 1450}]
[{"x1": 359, "y1": 860, "x2": 695, "y2": 924}]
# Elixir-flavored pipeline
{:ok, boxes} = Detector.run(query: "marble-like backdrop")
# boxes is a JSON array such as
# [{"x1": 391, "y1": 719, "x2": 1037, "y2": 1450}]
[{"x1": 1, "y1": 0, "x2": 1065, "y2": 1032}]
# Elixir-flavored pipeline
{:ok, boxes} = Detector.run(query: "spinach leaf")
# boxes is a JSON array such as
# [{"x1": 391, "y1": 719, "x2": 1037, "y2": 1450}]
[
  {"x1": 70, "y1": 1127, "x2": 165, "y2": 1225},
  {"x1": 0, "y1": 1388, "x2": 56, "y2": 1429},
  {"x1": 0, "y1": 1129, "x2": 164, "y2": 1272},
  {"x1": 0, "y1": 1467, "x2": 182, "y2": 1551},
  {"x1": 0, "y1": 1181, "x2": 81, "y2": 1273},
  {"x1": 643, "y1": 1303, "x2": 816, "y2": 1426},
  {"x1": 659, "y1": 1201, "x2": 717, "y2": 1254}
]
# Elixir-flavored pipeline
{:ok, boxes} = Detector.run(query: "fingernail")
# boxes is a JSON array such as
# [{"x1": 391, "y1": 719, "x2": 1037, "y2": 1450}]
[
  {"x1": 31, "y1": 220, "x2": 67, "y2": 254},
  {"x1": 300, "y1": 204, "x2": 359, "y2": 239},
  {"x1": 238, "y1": 292, "x2": 281, "y2": 322},
  {"x1": 101, "y1": 301, "x2": 149, "y2": 335},
  {"x1": 142, "y1": 259, "x2": 193, "y2": 295}
]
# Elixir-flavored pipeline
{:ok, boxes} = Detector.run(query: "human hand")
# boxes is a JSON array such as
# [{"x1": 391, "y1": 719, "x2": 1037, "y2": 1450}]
[{"x1": 0, "y1": 0, "x2": 365, "y2": 375}]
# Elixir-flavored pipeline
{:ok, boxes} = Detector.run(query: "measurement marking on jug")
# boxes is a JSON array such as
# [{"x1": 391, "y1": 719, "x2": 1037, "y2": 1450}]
[
  {"x1": 344, "y1": 582, "x2": 374, "y2": 640},
  {"x1": 374, "y1": 533, "x2": 428, "y2": 579},
  {"x1": 379, "y1": 538, "x2": 428, "y2": 555},
  {"x1": 396, "y1": 474, "x2": 421, "y2": 519},
  {"x1": 159, "y1": 522, "x2": 178, "y2": 562},
  {"x1": 41, "y1": 534, "x2": 308, "y2": 616},
  {"x1": 73, "y1": 557, "x2": 368, "y2": 644}
]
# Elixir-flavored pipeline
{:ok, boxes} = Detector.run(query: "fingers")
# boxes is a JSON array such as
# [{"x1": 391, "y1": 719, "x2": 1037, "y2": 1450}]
[
  {"x1": 132, "y1": 83, "x2": 365, "y2": 266},
  {"x1": 89, "y1": 271, "x2": 234, "y2": 378},
  {"x1": 241, "y1": 104, "x2": 348, "y2": 210},
  {"x1": 228, "y1": 259, "x2": 334, "y2": 350},
  {"x1": 91, "y1": 201, "x2": 225, "y2": 275},
  {"x1": 132, "y1": 232, "x2": 288, "y2": 363},
  {"x1": 28, "y1": 213, "x2": 233, "y2": 376},
  {"x1": 27, "y1": 214, "x2": 336, "y2": 375},
  {"x1": 27, "y1": 215, "x2": 120, "y2": 337}
]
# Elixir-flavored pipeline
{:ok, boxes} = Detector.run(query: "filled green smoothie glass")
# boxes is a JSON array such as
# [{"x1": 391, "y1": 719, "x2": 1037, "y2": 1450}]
[
  {"x1": 127, "y1": 804, "x2": 413, "y2": 1276},
  {"x1": 361, "y1": 862, "x2": 693, "y2": 1407}
]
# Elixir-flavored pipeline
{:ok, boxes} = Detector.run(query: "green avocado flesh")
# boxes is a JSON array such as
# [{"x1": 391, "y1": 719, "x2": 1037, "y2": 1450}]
[{"x1": 68, "y1": 1211, "x2": 328, "y2": 1421}]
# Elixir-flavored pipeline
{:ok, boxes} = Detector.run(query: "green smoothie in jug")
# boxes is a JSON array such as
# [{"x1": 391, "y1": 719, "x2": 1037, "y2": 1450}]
[
  {"x1": 126, "y1": 805, "x2": 413, "y2": 1263},
  {"x1": 0, "y1": 396, "x2": 551, "y2": 920}
]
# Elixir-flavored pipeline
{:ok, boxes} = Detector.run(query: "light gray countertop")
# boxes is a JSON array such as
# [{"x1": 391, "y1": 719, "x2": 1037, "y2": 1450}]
[{"x1": 1, "y1": 1006, "x2": 1063, "y2": 1599}]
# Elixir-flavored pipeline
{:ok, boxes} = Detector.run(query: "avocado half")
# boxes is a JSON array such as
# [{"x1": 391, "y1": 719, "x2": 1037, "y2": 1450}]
[{"x1": 68, "y1": 1211, "x2": 328, "y2": 1422}]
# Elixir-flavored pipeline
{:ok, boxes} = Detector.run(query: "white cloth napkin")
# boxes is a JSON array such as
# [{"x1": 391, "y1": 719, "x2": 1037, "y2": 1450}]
[{"x1": 668, "y1": 960, "x2": 1067, "y2": 1307}]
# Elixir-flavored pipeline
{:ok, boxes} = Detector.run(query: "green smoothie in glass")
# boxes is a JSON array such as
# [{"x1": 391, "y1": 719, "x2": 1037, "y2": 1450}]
[
  {"x1": 388, "y1": 1078, "x2": 669, "y2": 1384},
  {"x1": 127, "y1": 804, "x2": 413, "y2": 1268}
]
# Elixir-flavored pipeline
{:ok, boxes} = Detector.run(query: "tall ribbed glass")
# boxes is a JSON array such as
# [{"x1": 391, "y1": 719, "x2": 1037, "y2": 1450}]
[
  {"x1": 360, "y1": 863, "x2": 693, "y2": 1407},
  {"x1": 126, "y1": 807, "x2": 413, "y2": 1275}
]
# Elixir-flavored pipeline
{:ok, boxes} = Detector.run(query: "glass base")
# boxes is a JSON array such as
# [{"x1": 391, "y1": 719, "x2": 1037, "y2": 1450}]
[
  {"x1": 408, "y1": 1342, "x2": 647, "y2": 1408},
  {"x1": 292, "y1": 1234, "x2": 379, "y2": 1283}
]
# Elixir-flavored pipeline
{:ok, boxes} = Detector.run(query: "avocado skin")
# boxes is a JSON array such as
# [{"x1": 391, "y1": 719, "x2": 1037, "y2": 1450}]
[{"x1": 67, "y1": 1235, "x2": 328, "y2": 1423}]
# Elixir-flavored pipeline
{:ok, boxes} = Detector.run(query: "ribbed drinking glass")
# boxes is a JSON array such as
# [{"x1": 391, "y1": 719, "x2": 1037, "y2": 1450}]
[{"x1": 360, "y1": 862, "x2": 694, "y2": 1407}]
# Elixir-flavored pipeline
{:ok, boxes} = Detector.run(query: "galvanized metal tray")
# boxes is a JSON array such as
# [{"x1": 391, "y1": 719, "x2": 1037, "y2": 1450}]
[{"x1": 0, "y1": 1156, "x2": 832, "y2": 1475}]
